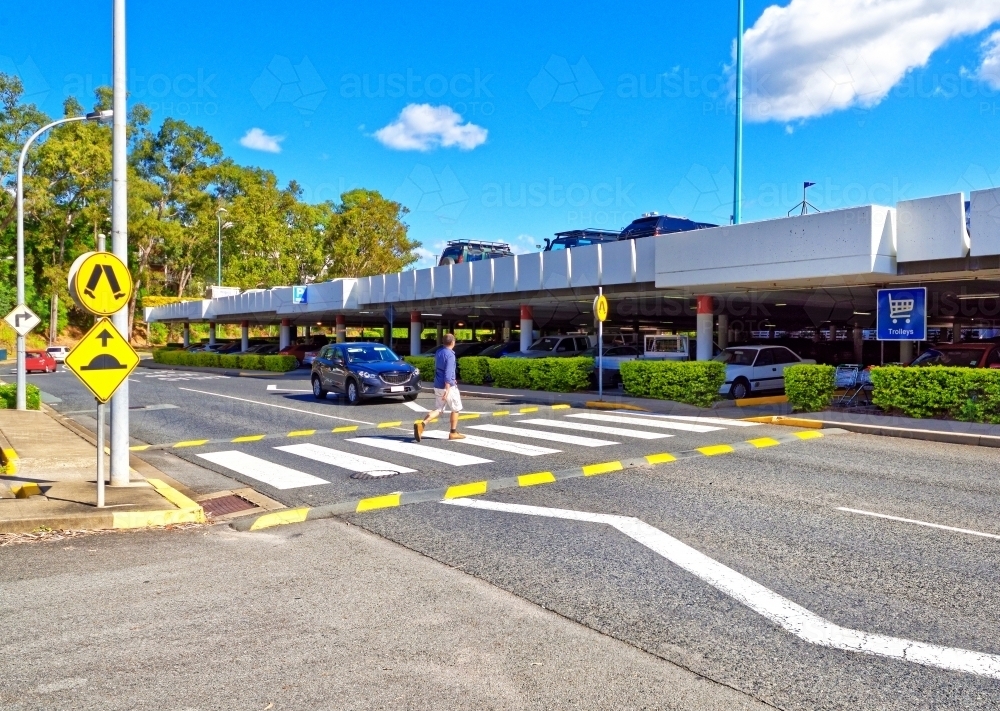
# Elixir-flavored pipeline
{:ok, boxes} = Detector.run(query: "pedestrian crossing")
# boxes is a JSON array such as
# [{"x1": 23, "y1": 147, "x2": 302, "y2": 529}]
[{"x1": 192, "y1": 412, "x2": 762, "y2": 491}]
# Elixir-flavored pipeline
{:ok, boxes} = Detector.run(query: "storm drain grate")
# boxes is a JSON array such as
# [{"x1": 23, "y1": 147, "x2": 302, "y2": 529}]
[
  {"x1": 201, "y1": 494, "x2": 258, "y2": 517},
  {"x1": 351, "y1": 469, "x2": 401, "y2": 480}
]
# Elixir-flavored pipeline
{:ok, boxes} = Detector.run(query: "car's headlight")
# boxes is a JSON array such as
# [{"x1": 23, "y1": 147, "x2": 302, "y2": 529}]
[
  {"x1": 413, "y1": 368, "x2": 420, "y2": 376},
  {"x1": 358, "y1": 370, "x2": 377, "y2": 380}
]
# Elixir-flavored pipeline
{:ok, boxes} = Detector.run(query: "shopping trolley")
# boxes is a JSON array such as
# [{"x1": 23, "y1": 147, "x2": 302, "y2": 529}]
[{"x1": 888, "y1": 293, "x2": 914, "y2": 324}]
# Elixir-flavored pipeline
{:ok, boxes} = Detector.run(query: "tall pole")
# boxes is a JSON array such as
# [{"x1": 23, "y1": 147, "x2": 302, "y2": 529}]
[
  {"x1": 110, "y1": 0, "x2": 130, "y2": 486},
  {"x1": 732, "y1": 0, "x2": 744, "y2": 225},
  {"x1": 216, "y1": 207, "x2": 227, "y2": 286}
]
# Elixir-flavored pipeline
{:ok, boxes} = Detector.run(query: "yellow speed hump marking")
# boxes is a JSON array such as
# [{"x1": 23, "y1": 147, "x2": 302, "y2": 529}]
[
  {"x1": 595, "y1": 294, "x2": 609, "y2": 322},
  {"x1": 71, "y1": 251, "x2": 133, "y2": 316},
  {"x1": 64, "y1": 317, "x2": 139, "y2": 403}
]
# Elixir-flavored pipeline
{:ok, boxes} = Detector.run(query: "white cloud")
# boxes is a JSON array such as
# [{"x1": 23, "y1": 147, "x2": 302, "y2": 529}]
[
  {"x1": 979, "y1": 30, "x2": 1000, "y2": 89},
  {"x1": 508, "y1": 234, "x2": 540, "y2": 255},
  {"x1": 374, "y1": 104, "x2": 487, "y2": 151},
  {"x1": 739, "y1": 0, "x2": 1000, "y2": 122},
  {"x1": 239, "y1": 127, "x2": 285, "y2": 153}
]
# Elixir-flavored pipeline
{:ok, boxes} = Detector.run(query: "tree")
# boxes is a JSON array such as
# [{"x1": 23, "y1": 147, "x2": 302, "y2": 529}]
[
  {"x1": 325, "y1": 189, "x2": 419, "y2": 278},
  {"x1": 0, "y1": 74, "x2": 48, "y2": 237}
]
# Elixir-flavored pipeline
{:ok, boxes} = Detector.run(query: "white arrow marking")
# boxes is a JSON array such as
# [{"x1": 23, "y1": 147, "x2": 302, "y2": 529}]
[{"x1": 442, "y1": 498, "x2": 1000, "y2": 679}]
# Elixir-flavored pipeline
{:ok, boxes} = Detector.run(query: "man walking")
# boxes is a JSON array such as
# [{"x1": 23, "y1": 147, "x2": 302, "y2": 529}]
[{"x1": 414, "y1": 334, "x2": 465, "y2": 441}]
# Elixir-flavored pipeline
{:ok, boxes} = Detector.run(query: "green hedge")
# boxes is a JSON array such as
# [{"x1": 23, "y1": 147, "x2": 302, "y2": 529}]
[
  {"x1": 403, "y1": 356, "x2": 435, "y2": 381},
  {"x1": 0, "y1": 383, "x2": 40, "y2": 410},
  {"x1": 152, "y1": 349, "x2": 299, "y2": 373},
  {"x1": 870, "y1": 366, "x2": 1000, "y2": 422},
  {"x1": 785, "y1": 364, "x2": 836, "y2": 412},
  {"x1": 488, "y1": 358, "x2": 534, "y2": 389},
  {"x1": 458, "y1": 356, "x2": 491, "y2": 385},
  {"x1": 618, "y1": 360, "x2": 726, "y2": 408},
  {"x1": 526, "y1": 357, "x2": 593, "y2": 392}
]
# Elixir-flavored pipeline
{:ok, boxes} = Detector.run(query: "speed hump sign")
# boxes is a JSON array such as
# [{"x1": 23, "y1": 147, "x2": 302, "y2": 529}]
[
  {"x1": 64, "y1": 318, "x2": 139, "y2": 402},
  {"x1": 68, "y1": 251, "x2": 133, "y2": 316},
  {"x1": 594, "y1": 294, "x2": 609, "y2": 322}
]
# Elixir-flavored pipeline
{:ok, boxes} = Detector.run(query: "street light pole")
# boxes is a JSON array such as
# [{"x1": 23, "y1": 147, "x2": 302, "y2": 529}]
[
  {"x1": 15, "y1": 111, "x2": 112, "y2": 410},
  {"x1": 216, "y1": 207, "x2": 227, "y2": 286},
  {"x1": 732, "y1": 0, "x2": 744, "y2": 225}
]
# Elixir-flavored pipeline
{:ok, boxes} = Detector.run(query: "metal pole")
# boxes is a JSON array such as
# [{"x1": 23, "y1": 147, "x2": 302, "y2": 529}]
[
  {"x1": 109, "y1": 0, "x2": 130, "y2": 486},
  {"x1": 96, "y1": 401, "x2": 105, "y2": 507},
  {"x1": 15, "y1": 116, "x2": 88, "y2": 410},
  {"x1": 598, "y1": 287, "x2": 604, "y2": 401},
  {"x1": 732, "y1": 0, "x2": 744, "y2": 225},
  {"x1": 216, "y1": 208, "x2": 226, "y2": 286}
]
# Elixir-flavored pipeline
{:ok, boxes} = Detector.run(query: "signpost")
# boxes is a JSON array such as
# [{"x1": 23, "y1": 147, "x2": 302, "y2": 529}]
[
  {"x1": 594, "y1": 291, "x2": 608, "y2": 400},
  {"x1": 3, "y1": 304, "x2": 40, "y2": 338},
  {"x1": 65, "y1": 250, "x2": 136, "y2": 508},
  {"x1": 876, "y1": 287, "x2": 927, "y2": 341}
]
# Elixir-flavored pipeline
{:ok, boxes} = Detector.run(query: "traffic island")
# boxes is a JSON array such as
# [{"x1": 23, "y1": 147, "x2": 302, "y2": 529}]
[{"x1": 0, "y1": 408, "x2": 204, "y2": 534}]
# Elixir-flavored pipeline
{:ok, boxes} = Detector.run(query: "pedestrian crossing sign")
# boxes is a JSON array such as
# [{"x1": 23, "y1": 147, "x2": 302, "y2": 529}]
[
  {"x1": 65, "y1": 317, "x2": 139, "y2": 402},
  {"x1": 68, "y1": 251, "x2": 134, "y2": 316}
]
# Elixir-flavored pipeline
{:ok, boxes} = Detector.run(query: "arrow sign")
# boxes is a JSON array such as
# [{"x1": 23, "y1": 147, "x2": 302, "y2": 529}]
[{"x1": 3, "y1": 304, "x2": 41, "y2": 337}]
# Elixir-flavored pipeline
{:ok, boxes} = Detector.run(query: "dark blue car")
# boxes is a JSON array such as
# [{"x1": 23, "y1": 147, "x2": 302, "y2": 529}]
[{"x1": 311, "y1": 342, "x2": 421, "y2": 405}]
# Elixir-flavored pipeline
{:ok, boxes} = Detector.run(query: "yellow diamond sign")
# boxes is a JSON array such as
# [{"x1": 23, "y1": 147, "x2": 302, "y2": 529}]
[{"x1": 65, "y1": 318, "x2": 139, "y2": 403}]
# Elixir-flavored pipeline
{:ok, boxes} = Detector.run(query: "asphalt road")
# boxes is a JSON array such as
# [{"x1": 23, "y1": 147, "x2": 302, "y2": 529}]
[{"x1": 24, "y1": 364, "x2": 1000, "y2": 709}]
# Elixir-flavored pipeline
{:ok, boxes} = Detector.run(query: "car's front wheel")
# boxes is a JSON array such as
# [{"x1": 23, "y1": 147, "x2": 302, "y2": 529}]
[
  {"x1": 403, "y1": 393, "x2": 418, "y2": 402},
  {"x1": 729, "y1": 378, "x2": 751, "y2": 400},
  {"x1": 345, "y1": 379, "x2": 361, "y2": 405},
  {"x1": 312, "y1": 376, "x2": 327, "y2": 400}
]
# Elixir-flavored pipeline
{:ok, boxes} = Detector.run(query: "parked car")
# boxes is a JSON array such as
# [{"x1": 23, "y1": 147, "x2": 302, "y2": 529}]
[
  {"x1": 311, "y1": 342, "x2": 420, "y2": 405},
  {"x1": 240, "y1": 343, "x2": 280, "y2": 355},
  {"x1": 479, "y1": 340, "x2": 522, "y2": 358},
  {"x1": 543, "y1": 229, "x2": 621, "y2": 251},
  {"x1": 213, "y1": 341, "x2": 243, "y2": 354},
  {"x1": 582, "y1": 345, "x2": 640, "y2": 387},
  {"x1": 505, "y1": 335, "x2": 593, "y2": 359},
  {"x1": 25, "y1": 350, "x2": 57, "y2": 373},
  {"x1": 618, "y1": 213, "x2": 717, "y2": 241},
  {"x1": 278, "y1": 342, "x2": 323, "y2": 366},
  {"x1": 714, "y1": 345, "x2": 815, "y2": 399},
  {"x1": 909, "y1": 343, "x2": 1000, "y2": 368},
  {"x1": 46, "y1": 345, "x2": 69, "y2": 363},
  {"x1": 420, "y1": 342, "x2": 491, "y2": 358},
  {"x1": 438, "y1": 240, "x2": 512, "y2": 266}
]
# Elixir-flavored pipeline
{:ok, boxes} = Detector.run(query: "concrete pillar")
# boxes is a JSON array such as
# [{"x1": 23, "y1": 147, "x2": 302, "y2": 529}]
[
  {"x1": 696, "y1": 295, "x2": 713, "y2": 361},
  {"x1": 717, "y1": 313, "x2": 728, "y2": 350},
  {"x1": 436, "y1": 322, "x2": 443, "y2": 346},
  {"x1": 952, "y1": 321, "x2": 962, "y2": 344},
  {"x1": 410, "y1": 311, "x2": 422, "y2": 356},
  {"x1": 899, "y1": 340, "x2": 914, "y2": 364},
  {"x1": 241, "y1": 321, "x2": 249, "y2": 352},
  {"x1": 519, "y1": 305, "x2": 534, "y2": 353},
  {"x1": 853, "y1": 325, "x2": 863, "y2": 364},
  {"x1": 336, "y1": 315, "x2": 346, "y2": 343},
  {"x1": 208, "y1": 322, "x2": 217, "y2": 347},
  {"x1": 305, "y1": 325, "x2": 311, "y2": 339},
  {"x1": 279, "y1": 319, "x2": 291, "y2": 349},
  {"x1": 503, "y1": 319, "x2": 512, "y2": 341},
  {"x1": 182, "y1": 323, "x2": 190, "y2": 348}
]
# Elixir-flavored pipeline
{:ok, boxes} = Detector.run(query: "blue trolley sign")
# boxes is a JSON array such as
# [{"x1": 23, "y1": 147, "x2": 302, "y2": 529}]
[{"x1": 876, "y1": 287, "x2": 927, "y2": 341}]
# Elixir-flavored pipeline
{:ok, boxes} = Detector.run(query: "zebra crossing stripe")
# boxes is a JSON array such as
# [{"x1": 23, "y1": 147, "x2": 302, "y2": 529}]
[
  {"x1": 231, "y1": 429, "x2": 846, "y2": 531},
  {"x1": 470, "y1": 424, "x2": 617, "y2": 447},
  {"x1": 349, "y1": 437, "x2": 492, "y2": 465},
  {"x1": 275, "y1": 443, "x2": 417, "y2": 473},
  {"x1": 653, "y1": 415, "x2": 762, "y2": 427},
  {"x1": 197, "y1": 451, "x2": 329, "y2": 490},
  {"x1": 567, "y1": 413, "x2": 722, "y2": 433},
  {"x1": 420, "y1": 429, "x2": 559, "y2": 456},
  {"x1": 518, "y1": 418, "x2": 670, "y2": 440}
]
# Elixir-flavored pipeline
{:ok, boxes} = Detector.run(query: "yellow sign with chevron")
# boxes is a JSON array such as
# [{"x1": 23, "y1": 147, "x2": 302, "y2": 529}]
[{"x1": 64, "y1": 318, "x2": 139, "y2": 403}]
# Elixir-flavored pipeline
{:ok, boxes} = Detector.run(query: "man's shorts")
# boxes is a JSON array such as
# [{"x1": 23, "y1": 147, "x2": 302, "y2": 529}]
[{"x1": 433, "y1": 387, "x2": 463, "y2": 413}]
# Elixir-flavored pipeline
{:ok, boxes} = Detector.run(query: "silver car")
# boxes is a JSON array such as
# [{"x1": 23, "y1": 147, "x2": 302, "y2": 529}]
[
  {"x1": 715, "y1": 345, "x2": 815, "y2": 399},
  {"x1": 46, "y1": 345, "x2": 70, "y2": 363}
]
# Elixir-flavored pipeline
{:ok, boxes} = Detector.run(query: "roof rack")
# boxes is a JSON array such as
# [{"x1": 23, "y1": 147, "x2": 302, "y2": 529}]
[
  {"x1": 444, "y1": 239, "x2": 512, "y2": 249},
  {"x1": 552, "y1": 228, "x2": 622, "y2": 238}
]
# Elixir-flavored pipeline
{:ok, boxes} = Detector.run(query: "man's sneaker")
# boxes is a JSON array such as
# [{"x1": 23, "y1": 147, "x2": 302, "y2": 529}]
[
  {"x1": 448, "y1": 432, "x2": 466, "y2": 440},
  {"x1": 414, "y1": 421, "x2": 424, "y2": 442}
]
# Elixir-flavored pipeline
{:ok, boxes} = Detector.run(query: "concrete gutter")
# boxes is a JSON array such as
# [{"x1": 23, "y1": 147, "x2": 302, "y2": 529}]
[{"x1": 746, "y1": 415, "x2": 1000, "y2": 448}]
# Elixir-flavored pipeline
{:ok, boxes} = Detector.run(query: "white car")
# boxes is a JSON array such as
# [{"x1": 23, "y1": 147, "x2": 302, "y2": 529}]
[
  {"x1": 714, "y1": 345, "x2": 815, "y2": 399},
  {"x1": 46, "y1": 345, "x2": 70, "y2": 363}
]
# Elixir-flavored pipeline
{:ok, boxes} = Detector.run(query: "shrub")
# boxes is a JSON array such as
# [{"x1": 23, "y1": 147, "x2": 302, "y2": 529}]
[
  {"x1": 784, "y1": 364, "x2": 836, "y2": 412},
  {"x1": 488, "y1": 358, "x2": 534, "y2": 389},
  {"x1": 219, "y1": 354, "x2": 241, "y2": 369},
  {"x1": 458, "y1": 356, "x2": 491, "y2": 385},
  {"x1": 528, "y1": 357, "x2": 593, "y2": 392},
  {"x1": 263, "y1": 355, "x2": 299, "y2": 372},
  {"x1": 191, "y1": 352, "x2": 221, "y2": 368},
  {"x1": 618, "y1": 360, "x2": 726, "y2": 408},
  {"x1": 0, "y1": 383, "x2": 40, "y2": 410},
  {"x1": 870, "y1": 366, "x2": 1000, "y2": 423},
  {"x1": 403, "y1": 356, "x2": 436, "y2": 382},
  {"x1": 152, "y1": 348, "x2": 183, "y2": 365},
  {"x1": 239, "y1": 354, "x2": 265, "y2": 370}
]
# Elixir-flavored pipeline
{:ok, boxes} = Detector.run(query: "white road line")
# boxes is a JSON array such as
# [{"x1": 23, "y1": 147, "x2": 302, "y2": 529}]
[
  {"x1": 403, "y1": 400, "x2": 429, "y2": 412},
  {"x1": 275, "y1": 443, "x2": 416, "y2": 473},
  {"x1": 837, "y1": 507, "x2": 1000, "y2": 540},
  {"x1": 567, "y1": 412, "x2": 722, "y2": 433},
  {"x1": 445, "y1": 498, "x2": 1000, "y2": 680},
  {"x1": 348, "y1": 437, "x2": 492, "y2": 465},
  {"x1": 518, "y1": 418, "x2": 671, "y2": 440},
  {"x1": 656, "y1": 415, "x2": 761, "y2": 427},
  {"x1": 266, "y1": 384, "x2": 313, "y2": 393},
  {"x1": 178, "y1": 387, "x2": 374, "y2": 424},
  {"x1": 196, "y1": 451, "x2": 329, "y2": 490},
  {"x1": 469, "y1": 423, "x2": 617, "y2": 447},
  {"x1": 420, "y1": 429, "x2": 560, "y2": 456}
]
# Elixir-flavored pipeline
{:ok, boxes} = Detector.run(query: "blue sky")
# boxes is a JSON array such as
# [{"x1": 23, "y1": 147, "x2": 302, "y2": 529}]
[{"x1": 4, "y1": 0, "x2": 1000, "y2": 267}]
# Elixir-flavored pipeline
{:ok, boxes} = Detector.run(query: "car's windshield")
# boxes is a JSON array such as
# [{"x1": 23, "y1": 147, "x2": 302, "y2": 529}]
[
  {"x1": 714, "y1": 348, "x2": 758, "y2": 366},
  {"x1": 344, "y1": 345, "x2": 400, "y2": 363},
  {"x1": 910, "y1": 348, "x2": 984, "y2": 367},
  {"x1": 529, "y1": 337, "x2": 560, "y2": 352}
]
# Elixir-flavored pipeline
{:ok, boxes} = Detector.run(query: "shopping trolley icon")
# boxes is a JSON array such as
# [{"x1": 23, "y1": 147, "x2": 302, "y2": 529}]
[{"x1": 888, "y1": 293, "x2": 914, "y2": 324}]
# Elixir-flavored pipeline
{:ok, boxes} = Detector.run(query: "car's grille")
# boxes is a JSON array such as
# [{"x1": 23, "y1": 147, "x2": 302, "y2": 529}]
[{"x1": 379, "y1": 372, "x2": 411, "y2": 385}]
